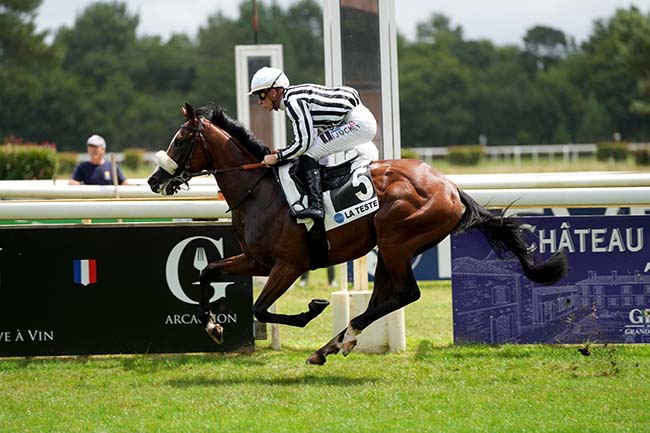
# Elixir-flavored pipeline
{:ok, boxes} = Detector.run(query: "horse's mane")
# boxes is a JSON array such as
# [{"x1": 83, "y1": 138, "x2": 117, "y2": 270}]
[{"x1": 196, "y1": 103, "x2": 271, "y2": 160}]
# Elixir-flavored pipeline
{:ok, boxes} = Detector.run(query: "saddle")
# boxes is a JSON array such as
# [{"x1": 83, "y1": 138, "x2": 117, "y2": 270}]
[
  {"x1": 275, "y1": 154, "x2": 379, "y2": 269},
  {"x1": 288, "y1": 155, "x2": 356, "y2": 196}
]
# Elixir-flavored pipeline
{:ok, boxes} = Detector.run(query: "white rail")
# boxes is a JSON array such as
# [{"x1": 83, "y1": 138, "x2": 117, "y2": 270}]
[
  {"x1": 0, "y1": 177, "x2": 218, "y2": 199},
  {"x1": 0, "y1": 199, "x2": 230, "y2": 220},
  {"x1": 449, "y1": 171, "x2": 650, "y2": 189},
  {"x1": 468, "y1": 187, "x2": 650, "y2": 208},
  {"x1": 2, "y1": 172, "x2": 650, "y2": 199},
  {"x1": 2, "y1": 172, "x2": 650, "y2": 220}
]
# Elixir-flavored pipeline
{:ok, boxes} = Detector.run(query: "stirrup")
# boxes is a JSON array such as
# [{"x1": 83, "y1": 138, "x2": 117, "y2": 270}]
[{"x1": 295, "y1": 207, "x2": 324, "y2": 219}]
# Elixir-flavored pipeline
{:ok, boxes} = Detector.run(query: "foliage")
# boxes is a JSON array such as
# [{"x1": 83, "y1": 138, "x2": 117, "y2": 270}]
[
  {"x1": 447, "y1": 145, "x2": 484, "y2": 165},
  {"x1": 596, "y1": 141, "x2": 629, "y2": 162},
  {"x1": 1, "y1": 1, "x2": 649, "y2": 152},
  {"x1": 55, "y1": 151, "x2": 78, "y2": 175},
  {"x1": 400, "y1": 148, "x2": 419, "y2": 159},
  {"x1": 633, "y1": 146, "x2": 650, "y2": 166},
  {"x1": 0, "y1": 143, "x2": 56, "y2": 179},
  {"x1": 122, "y1": 147, "x2": 145, "y2": 170}
]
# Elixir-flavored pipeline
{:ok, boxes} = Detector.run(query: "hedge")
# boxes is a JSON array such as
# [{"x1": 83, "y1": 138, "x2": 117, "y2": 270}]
[
  {"x1": 56, "y1": 152, "x2": 79, "y2": 175},
  {"x1": 122, "y1": 148, "x2": 145, "y2": 170},
  {"x1": 633, "y1": 147, "x2": 650, "y2": 166},
  {"x1": 596, "y1": 141, "x2": 629, "y2": 162},
  {"x1": 447, "y1": 145, "x2": 484, "y2": 166},
  {"x1": 400, "y1": 148, "x2": 419, "y2": 160},
  {"x1": 0, "y1": 144, "x2": 57, "y2": 180}
]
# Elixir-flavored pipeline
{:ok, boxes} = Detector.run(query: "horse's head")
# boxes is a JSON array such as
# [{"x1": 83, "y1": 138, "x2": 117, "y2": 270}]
[{"x1": 148, "y1": 103, "x2": 212, "y2": 195}]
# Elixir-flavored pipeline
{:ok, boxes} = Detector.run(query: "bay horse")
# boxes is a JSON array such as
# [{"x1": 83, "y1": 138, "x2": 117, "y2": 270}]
[{"x1": 148, "y1": 103, "x2": 568, "y2": 365}]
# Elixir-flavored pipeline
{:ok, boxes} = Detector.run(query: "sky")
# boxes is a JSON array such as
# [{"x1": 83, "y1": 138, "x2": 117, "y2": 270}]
[{"x1": 35, "y1": 0, "x2": 648, "y2": 45}]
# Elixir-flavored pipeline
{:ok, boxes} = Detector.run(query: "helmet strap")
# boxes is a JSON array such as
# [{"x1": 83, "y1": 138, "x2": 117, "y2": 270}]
[{"x1": 271, "y1": 88, "x2": 284, "y2": 110}]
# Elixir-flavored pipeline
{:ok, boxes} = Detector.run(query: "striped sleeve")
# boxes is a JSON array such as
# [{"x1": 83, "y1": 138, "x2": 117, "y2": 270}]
[{"x1": 278, "y1": 98, "x2": 314, "y2": 160}]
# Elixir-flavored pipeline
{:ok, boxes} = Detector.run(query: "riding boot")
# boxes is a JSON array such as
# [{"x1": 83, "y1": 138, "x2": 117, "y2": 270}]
[{"x1": 295, "y1": 167, "x2": 325, "y2": 219}]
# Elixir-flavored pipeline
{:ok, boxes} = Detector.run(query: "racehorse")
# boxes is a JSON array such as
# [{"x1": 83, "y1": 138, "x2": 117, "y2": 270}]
[{"x1": 148, "y1": 103, "x2": 568, "y2": 365}]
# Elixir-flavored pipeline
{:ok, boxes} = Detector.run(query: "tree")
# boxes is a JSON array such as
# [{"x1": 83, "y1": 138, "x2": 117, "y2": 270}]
[
  {"x1": 399, "y1": 36, "x2": 475, "y2": 146},
  {"x1": 0, "y1": 0, "x2": 56, "y2": 141},
  {"x1": 580, "y1": 8, "x2": 648, "y2": 141},
  {"x1": 415, "y1": 13, "x2": 463, "y2": 46},
  {"x1": 523, "y1": 25, "x2": 574, "y2": 72},
  {"x1": 55, "y1": 2, "x2": 139, "y2": 88},
  {"x1": 576, "y1": 93, "x2": 614, "y2": 142},
  {"x1": 0, "y1": 0, "x2": 51, "y2": 68},
  {"x1": 609, "y1": 7, "x2": 650, "y2": 117}
]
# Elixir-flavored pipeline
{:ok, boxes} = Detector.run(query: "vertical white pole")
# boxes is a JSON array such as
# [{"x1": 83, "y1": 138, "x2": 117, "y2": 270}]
[{"x1": 270, "y1": 302, "x2": 281, "y2": 350}]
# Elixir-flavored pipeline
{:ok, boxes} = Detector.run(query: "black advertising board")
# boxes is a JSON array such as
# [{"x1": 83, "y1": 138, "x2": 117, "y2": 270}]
[{"x1": 0, "y1": 223, "x2": 253, "y2": 356}]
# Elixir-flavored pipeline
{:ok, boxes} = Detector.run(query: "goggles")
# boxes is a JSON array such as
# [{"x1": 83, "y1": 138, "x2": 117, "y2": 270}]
[{"x1": 254, "y1": 71, "x2": 283, "y2": 101}]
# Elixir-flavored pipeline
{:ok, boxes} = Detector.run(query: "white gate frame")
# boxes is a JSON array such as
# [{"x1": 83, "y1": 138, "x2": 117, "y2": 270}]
[{"x1": 234, "y1": 44, "x2": 286, "y2": 148}]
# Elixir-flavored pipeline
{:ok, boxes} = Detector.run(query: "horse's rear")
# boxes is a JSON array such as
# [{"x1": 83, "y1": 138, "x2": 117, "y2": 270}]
[
  {"x1": 327, "y1": 158, "x2": 463, "y2": 264},
  {"x1": 308, "y1": 159, "x2": 464, "y2": 364}
]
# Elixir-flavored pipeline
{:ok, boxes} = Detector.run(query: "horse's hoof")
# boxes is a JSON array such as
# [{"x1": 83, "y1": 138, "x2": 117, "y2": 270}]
[
  {"x1": 341, "y1": 340, "x2": 357, "y2": 356},
  {"x1": 306, "y1": 351, "x2": 326, "y2": 365},
  {"x1": 308, "y1": 299, "x2": 330, "y2": 314},
  {"x1": 205, "y1": 322, "x2": 224, "y2": 344}
]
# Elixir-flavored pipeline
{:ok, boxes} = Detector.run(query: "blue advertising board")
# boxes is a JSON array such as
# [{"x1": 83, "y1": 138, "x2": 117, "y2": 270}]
[
  {"x1": 347, "y1": 245, "x2": 444, "y2": 282},
  {"x1": 452, "y1": 215, "x2": 650, "y2": 344}
]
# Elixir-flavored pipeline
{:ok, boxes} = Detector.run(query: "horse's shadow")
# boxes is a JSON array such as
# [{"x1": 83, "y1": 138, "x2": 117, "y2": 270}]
[
  {"x1": 119, "y1": 352, "x2": 264, "y2": 374},
  {"x1": 166, "y1": 374, "x2": 377, "y2": 388},
  {"x1": 117, "y1": 352, "x2": 380, "y2": 387}
]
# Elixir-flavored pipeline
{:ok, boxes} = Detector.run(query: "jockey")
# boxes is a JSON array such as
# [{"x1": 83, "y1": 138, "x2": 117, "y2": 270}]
[{"x1": 250, "y1": 66, "x2": 378, "y2": 220}]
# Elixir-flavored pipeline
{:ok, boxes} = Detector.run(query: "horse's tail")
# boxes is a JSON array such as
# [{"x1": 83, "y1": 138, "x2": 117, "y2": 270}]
[{"x1": 454, "y1": 188, "x2": 567, "y2": 285}]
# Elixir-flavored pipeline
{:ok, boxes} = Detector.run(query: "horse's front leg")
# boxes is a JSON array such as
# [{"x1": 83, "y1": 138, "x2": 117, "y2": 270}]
[
  {"x1": 253, "y1": 261, "x2": 330, "y2": 327},
  {"x1": 199, "y1": 253, "x2": 270, "y2": 344}
]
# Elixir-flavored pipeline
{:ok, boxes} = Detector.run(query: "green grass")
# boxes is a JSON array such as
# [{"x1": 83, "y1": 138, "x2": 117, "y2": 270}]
[{"x1": 1, "y1": 271, "x2": 649, "y2": 433}]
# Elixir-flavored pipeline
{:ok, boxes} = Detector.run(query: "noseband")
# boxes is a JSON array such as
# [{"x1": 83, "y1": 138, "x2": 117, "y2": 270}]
[{"x1": 177, "y1": 121, "x2": 213, "y2": 180}]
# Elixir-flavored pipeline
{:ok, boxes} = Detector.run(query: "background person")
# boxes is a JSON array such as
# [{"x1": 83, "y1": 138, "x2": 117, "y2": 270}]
[{"x1": 69, "y1": 134, "x2": 128, "y2": 185}]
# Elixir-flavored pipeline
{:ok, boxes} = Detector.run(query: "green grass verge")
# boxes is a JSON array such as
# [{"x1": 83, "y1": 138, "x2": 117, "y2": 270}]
[{"x1": 1, "y1": 272, "x2": 649, "y2": 432}]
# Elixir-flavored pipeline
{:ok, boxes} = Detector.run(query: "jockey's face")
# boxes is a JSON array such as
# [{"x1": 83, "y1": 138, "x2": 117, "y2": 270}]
[{"x1": 257, "y1": 88, "x2": 281, "y2": 111}]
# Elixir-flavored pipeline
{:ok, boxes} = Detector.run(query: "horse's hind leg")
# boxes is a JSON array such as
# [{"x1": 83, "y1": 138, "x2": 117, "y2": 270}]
[
  {"x1": 306, "y1": 253, "x2": 418, "y2": 364},
  {"x1": 341, "y1": 252, "x2": 420, "y2": 355}
]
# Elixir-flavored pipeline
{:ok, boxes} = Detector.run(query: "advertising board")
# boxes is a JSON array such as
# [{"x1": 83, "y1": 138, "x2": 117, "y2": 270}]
[
  {"x1": 452, "y1": 215, "x2": 650, "y2": 344},
  {"x1": 0, "y1": 223, "x2": 253, "y2": 356}
]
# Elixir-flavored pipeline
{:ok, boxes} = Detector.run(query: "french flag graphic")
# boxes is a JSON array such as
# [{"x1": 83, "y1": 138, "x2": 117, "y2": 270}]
[{"x1": 73, "y1": 259, "x2": 97, "y2": 286}]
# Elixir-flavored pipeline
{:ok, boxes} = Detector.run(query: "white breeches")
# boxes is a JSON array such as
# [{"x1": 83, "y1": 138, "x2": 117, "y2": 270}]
[{"x1": 305, "y1": 103, "x2": 378, "y2": 161}]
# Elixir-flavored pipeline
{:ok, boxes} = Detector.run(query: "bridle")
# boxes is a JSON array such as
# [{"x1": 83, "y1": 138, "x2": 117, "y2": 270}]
[{"x1": 163, "y1": 117, "x2": 269, "y2": 211}]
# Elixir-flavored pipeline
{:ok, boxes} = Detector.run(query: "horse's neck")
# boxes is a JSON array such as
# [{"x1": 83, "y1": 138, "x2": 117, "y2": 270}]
[
  {"x1": 205, "y1": 123, "x2": 275, "y2": 208},
  {"x1": 205, "y1": 123, "x2": 258, "y2": 169}
]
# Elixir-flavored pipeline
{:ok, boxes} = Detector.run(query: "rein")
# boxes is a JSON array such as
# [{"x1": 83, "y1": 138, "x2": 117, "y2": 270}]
[
  {"x1": 186, "y1": 162, "x2": 266, "y2": 178},
  {"x1": 185, "y1": 163, "x2": 269, "y2": 213}
]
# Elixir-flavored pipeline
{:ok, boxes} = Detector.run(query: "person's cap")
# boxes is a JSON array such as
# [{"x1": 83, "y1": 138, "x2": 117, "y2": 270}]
[{"x1": 86, "y1": 134, "x2": 106, "y2": 148}]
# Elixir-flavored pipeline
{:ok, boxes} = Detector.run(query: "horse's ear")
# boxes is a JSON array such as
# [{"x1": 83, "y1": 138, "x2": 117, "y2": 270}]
[{"x1": 180, "y1": 103, "x2": 195, "y2": 120}]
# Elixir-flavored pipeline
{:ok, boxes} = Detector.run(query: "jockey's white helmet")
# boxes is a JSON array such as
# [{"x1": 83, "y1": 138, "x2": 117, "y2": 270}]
[{"x1": 248, "y1": 67, "x2": 290, "y2": 95}]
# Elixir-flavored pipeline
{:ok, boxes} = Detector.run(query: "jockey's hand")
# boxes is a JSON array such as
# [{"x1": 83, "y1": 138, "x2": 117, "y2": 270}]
[{"x1": 262, "y1": 153, "x2": 279, "y2": 166}]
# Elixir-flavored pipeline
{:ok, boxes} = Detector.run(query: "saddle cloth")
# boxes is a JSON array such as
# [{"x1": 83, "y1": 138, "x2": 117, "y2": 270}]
[{"x1": 277, "y1": 156, "x2": 379, "y2": 231}]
